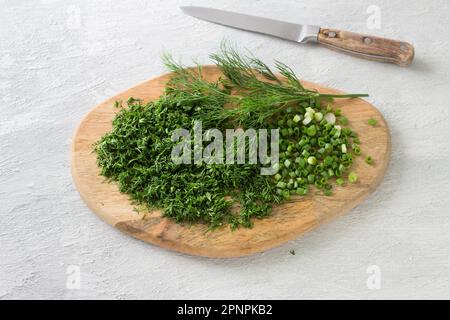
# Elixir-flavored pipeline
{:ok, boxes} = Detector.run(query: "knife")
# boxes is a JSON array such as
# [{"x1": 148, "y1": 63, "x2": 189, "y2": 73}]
[{"x1": 181, "y1": 6, "x2": 414, "y2": 67}]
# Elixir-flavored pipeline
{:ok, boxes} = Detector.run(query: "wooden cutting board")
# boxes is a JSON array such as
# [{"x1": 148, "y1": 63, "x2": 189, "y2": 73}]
[{"x1": 71, "y1": 66, "x2": 390, "y2": 258}]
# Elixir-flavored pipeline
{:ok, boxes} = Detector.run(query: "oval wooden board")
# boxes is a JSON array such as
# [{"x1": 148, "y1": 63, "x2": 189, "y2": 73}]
[{"x1": 71, "y1": 66, "x2": 390, "y2": 258}]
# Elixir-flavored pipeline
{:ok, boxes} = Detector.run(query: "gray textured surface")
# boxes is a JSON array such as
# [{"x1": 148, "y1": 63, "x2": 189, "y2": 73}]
[{"x1": 1, "y1": 0, "x2": 450, "y2": 299}]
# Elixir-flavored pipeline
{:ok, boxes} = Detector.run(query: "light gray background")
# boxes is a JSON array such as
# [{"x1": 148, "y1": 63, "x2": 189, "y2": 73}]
[{"x1": 1, "y1": 0, "x2": 449, "y2": 299}]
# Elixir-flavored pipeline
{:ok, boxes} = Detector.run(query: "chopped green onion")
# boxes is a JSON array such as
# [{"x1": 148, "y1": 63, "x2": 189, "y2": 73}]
[
  {"x1": 277, "y1": 181, "x2": 287, "y2": 189},
  {"x1": 303, "y1": 116, "x2": 312, "y2": 125},
  {"x1": 339, "y1": 116, "x2": 348, "y2": 125},
  {"x1": 324, "y1": 156, "x2": 333, "y2": 166},
  {"x1": 348, "y1": 172, "x2": 358, "y2": 183},
  {"x1": 333, "y1": 126, "x2": 342, "y2": 138},
  {"x1": 365, "y1": 155, "x2": 373, "y2": 165},
  {"x1": 367, "y1": 118, "x2": 377, "y2": 126},
  {"x1": 307, "y1": 156, "x2": 317, "y2": 165},
  {"x1": 305, "y1": 107, "x2": 315, "y2": 115},
  {"x1": 284, "y1": 159, "x2": 291, "y2": 168},
  {"x1": 324, "y1": 113, "x2": 336, "y2": 125},
  {"x1": 314, "y1": 112, "x2": 323, "y2": 122},
  {"x1": 306, "y1": 125, "x2": 317, "y2": 136}
]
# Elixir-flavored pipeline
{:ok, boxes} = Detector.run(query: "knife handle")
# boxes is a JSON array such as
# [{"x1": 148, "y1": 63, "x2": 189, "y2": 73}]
[{"x1": 317, "y1": 28, "x2": 414, "y2": 67}]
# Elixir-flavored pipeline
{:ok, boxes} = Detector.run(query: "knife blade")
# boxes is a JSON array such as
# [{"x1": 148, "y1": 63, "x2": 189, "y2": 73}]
[
  {"x1": 181, "y1": 6, "x2": 414, "y2": 66},
  {"x1": 181, "y1": 6, "x2": 319, "y2": 44}
]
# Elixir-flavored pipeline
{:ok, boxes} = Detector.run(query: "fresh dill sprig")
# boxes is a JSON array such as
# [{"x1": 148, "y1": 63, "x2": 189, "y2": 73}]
[{"x1": 164, "y1": 42, "x2": 367, "y2": 128}]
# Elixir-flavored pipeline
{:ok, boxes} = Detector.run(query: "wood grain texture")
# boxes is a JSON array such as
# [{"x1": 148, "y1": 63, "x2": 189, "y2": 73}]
[
  {"x1": 71, "y1": 66, "x2": 390, "y2": 258},
  {"x1": 318, "y1": 28, "x2": 414, "y2": 67}
]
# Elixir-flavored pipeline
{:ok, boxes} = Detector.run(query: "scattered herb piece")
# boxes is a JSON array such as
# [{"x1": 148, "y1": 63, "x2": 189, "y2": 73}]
[
  {"x1": 367, "y1": 118, "x2": 378, "y2": 126},
  {"x1": 365, "y1": 155, "x2": 374, "y2": 165},
  {"x1": 352, "y1": 144, "x2": 361, "y2": 155},
  {"x1": 348, "y1": 172, "x2": 358, "y2": 183},
  {"x1": 339, "y1": 116, "x2": 349, "y2": 125}
]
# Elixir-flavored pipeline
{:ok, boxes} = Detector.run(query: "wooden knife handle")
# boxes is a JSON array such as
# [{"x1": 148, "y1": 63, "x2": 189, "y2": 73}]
[{"x1": 317, "y1": 28, "x2": 414, "y2": 67}]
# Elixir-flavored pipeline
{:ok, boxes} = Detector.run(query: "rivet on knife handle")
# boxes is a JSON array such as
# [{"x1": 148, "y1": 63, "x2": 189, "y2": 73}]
[{"x1": 317, "y1": 28, "x2": 414, "y2": 67}]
